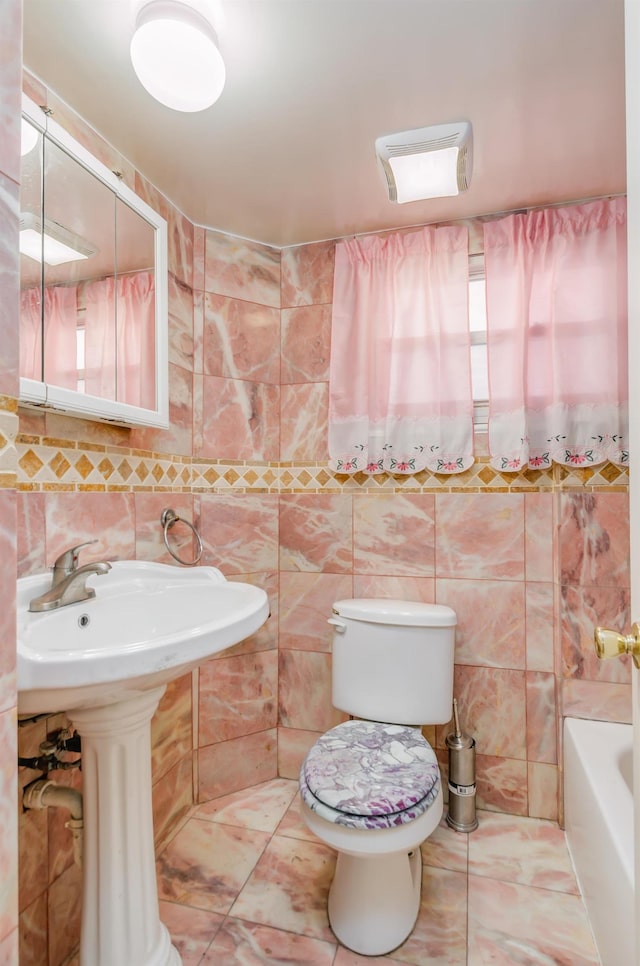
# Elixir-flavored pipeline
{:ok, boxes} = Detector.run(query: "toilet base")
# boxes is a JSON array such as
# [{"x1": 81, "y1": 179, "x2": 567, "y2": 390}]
[{"x1": 328, "y1": 846, "x2": 423, "y2": 956}]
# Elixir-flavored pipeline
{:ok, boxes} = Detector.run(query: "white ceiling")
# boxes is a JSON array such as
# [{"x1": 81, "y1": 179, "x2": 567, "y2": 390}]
[{"x1": 22, "y1": 0, "x2": 627, "y2": 249}]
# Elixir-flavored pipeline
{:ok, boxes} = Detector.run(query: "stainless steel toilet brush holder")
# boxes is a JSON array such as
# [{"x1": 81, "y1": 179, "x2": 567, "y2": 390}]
[{"x1": 445, "y1": 698, "x2": 478, "y2": 832}]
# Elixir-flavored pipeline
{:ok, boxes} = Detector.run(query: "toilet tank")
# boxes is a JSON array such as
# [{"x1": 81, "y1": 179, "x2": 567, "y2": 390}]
[{"x1": 330, "y1": 599, "x2": 456, "y2": 726}]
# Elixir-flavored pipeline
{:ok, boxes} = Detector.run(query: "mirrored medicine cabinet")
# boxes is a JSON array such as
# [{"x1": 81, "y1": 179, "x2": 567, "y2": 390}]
[{"x1": 19, "y1": 94, "x2": 169, "y2": 428}]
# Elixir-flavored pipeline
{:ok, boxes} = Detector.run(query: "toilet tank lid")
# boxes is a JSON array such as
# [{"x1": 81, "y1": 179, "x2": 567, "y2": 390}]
[{"x1": 332, "y1": 598, "x2": 457, "y2": 627}]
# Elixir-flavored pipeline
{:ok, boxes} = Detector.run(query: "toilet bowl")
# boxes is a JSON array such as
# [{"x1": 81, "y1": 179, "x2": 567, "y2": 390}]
[{"x1": 299, "y1": 599, "x2": 456, "y2": 956}]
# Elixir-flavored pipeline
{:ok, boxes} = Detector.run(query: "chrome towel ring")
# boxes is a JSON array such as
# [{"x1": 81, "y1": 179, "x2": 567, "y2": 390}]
[{"x1": 161, "y1": 508, "x2": 203, "y2": 566}]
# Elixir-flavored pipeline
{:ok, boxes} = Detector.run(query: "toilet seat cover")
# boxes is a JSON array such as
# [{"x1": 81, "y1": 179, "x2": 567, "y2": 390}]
[{"x1": 302, "y1": 720, "x2": 439, "y2": 825}]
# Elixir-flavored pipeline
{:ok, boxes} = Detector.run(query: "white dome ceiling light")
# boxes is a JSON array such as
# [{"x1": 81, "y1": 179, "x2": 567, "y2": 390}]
[{"x1": 130, "y1": 0, "x2": 226, "y2": 113}]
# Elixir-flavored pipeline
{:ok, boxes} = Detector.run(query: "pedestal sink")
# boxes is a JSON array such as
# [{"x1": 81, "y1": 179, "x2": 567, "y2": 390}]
[{"x1": 17, "y1": 561, "x2": 269, "y2": 966}]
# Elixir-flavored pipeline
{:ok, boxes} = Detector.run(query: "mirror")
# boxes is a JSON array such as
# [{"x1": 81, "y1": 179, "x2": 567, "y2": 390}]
[{"x1": 19, "y1": 95, "x2": 169, "y2": 428}]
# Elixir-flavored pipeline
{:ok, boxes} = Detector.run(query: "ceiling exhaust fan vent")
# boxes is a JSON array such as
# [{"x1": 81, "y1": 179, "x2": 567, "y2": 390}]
[{"x1": 375, "y1": 121, "x2": 473, "y2": 204}]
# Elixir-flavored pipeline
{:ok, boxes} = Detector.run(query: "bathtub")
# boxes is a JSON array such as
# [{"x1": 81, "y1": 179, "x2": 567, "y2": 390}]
[{"x1": 563, "y1": 716, "x2": 635, "y2": 966}]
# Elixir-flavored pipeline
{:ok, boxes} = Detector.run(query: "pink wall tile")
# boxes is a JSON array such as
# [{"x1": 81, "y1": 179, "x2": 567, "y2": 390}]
[
  {"x1": 198, "y1": 730, "x2": 278, "y2": 801},
  {"x1": 130, "y1": 362, "x2": 193, "y2": 457},
  {"x1": 451, "y1": 665, "x2": 527, "y2": 760},
  {"x1": 525, "y1": 582, "x2": 555, "y2": 673},
  {"x1": 47, "y1": 768, "x2": 82, "y2": 886},
  {"x1": 475, "y1": 755, "x2": 528, "y2": 815},
  {"x1": 43, "y1": 410, "x2": 131, "y2": 448},
  {"x1": 196, "y1": 375, "x2": 280, "y2": 460},
  {"x1": 0, "y1": 175, "x2": 19, "y2": 397},
  {"x1": 134, "y1": 172, "x2": 170, "y2": 221},
  {"x1": 278, "y1": 650, "x2": 345, "y2": 733},
  {"x1": 280, "y1": 494, "x2": 352, "y2": 573},
  {"x1": 0, "y1": 0, "x2": 22, "y2": 184},
  {"x1": 134, "y1": 492, "x2": 196, "y2": 564},
  {"x1": 281, "y1": 242, "x2": 335, "y2": 308},
  {"x1": 16, "y1": 407, "x2": 45, "y2": 436},
  {"x1": 222, "y1": 572, "x2": 279, "y2": 657},
  {"x1": 354, "y1": 493, "x2": 435, "y2": 576},
  {"x1": 151, "y1": 673, "x2": 193, "y2": 782},
  {"x1": 168, "y1": 273, "x2": 195, "y2": 371},
  {"x1": 281, "y1": 305, "x2": 331, "y2": 383},
  {"x1": 47, "y1": 90, "x2": 125, "y2": 183},
  {"x1": 193, "y1": 227, "x2": 205, "y2": 292},
  {"x1": 19, "y1": 802, "x2": 47, "y2": 914},
  {"x1": 168, "y1": 207, "x2": 194, "y2": 287},
  {"x1": 562, "y1": 678, "x2": 632, "y2": 723},
  {"x1": 352, "y1": 574, "x2": 435, "y2": 601},
  {"x1": 436, "y1": 493, "x2": 525, "y2": 580},
  {"x1": 203, "y1": 294, "x2": 280, "y2": 383},
  {"x1": 0, "y1": 708, "x2": 18, "y2": 942},
  {"x1": 559, "y1": 492, "x2": 630, "y2": 587},
  {"x1": 193, "y1": 290, "x2": 205, "y2": 375},
  {"x1": 436, "y1": 578, "x2": 525, "y2": 669},
  {"x1": 198, "y1": 494, "x2": 278, "y2": 574},
  {"x1": 17, "y1": 490, "x2": 45, "y2": 577},
  {"x1": 277, "y1": 727, "x2": 323, "y2": 780},
  {"x1": 525, "y1": 672, "x2": 557, "y2": 764},
  {"x1": 19, "y1": 893, "x2": 47, "y2": 966},
  {"x1": 23, "y1": 71, "x2": 47, "y2": 105},
  {"x1": 198, "y1": 650, "x2": 278, "y2": 745},
  {"x1": 0, "y1": 928, "x2": 18, "y2": 961},
  {"x1": 47, "y1": 860, "x2": 81, "y2": 966},
  {"x1": 43, "y1": 491, "x2": 136, "y2": 566},
  {"x1": 280, "y1": 383, "x2": 329, "y2": 461},
  {"x1": 561, "y1": 583, "x2": 631, "y2": 682},
  {"x1": 205, "y1": 231, "x2": 280, "y2": 308},
  {"x1": 527, "y1": 762, "x2": 559, "y2": 822},
  {"x1": 152, "y1": 756, "x2": 193, "y2": 850},
  {"x1": 0, "y1": 491, "x2": 16, "y2": 713},
  {"x1": 525, "y1": 493, "x2": 554, "y2": 582},
  {"x1": 279, "y1": 572, "x2": 353, "y2": 652}
]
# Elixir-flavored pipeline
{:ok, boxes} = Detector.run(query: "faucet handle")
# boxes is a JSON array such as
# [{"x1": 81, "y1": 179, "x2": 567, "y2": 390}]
[{"x1": 52, "y1": 540, "x2": 98, "y2": 581}]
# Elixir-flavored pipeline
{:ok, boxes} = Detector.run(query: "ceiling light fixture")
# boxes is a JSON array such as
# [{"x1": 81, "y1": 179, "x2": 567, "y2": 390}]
[
  {"x1": 19, "y1": 213, "x2": 98, "y2": 267},
  {"x1": 375, "y1": 121, "x2": 473, "y2": 204},
  {"x1": 21, "y1": 119, "x2": 39, "y2": 157},
  {"x1": 130, "y1": 0, "x2": 226, "y2": 113}
]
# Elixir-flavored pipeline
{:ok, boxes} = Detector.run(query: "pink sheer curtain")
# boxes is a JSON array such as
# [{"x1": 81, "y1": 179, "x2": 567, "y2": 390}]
[
  {"x1": 484, "y1": 199, "x2": 628, "y2": 471},
  {"x1": 84, "y1": 271, "x2": 156, "y2": 409},
  {"x1": 20, "y1": 288, "x2": 42, "y2": 382},
  {"x1": 20, "y1": 284, "x2": 79, "y2": 388},
  {"x1": 44, "y1": 285, "x2": 81, "y2": 390},
  {"x1": 329, "y1": 226, "x2": 473, "y2": 475}
]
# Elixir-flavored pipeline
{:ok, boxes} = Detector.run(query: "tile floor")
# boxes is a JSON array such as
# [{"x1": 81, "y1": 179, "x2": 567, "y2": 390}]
[{"x1": 154, "y1": 778, "x2": 601, "y2": 965}]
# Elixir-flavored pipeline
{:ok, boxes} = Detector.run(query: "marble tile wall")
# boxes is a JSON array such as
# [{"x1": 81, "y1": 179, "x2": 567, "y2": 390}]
[
  {"x1": 12, "y1": 68, "x2": 632, "y2": 966},
  {"x1": 0, "y1": 0, "x2": 21, "y2": 960}
]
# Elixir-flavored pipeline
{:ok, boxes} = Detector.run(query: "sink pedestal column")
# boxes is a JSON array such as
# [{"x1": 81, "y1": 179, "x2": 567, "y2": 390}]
[{"x1": 70, "y1": 687, "x2": 181, "y2": 966}]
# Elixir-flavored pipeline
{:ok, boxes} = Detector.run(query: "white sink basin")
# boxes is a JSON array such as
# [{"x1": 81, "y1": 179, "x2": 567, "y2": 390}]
[{"x1": 17, "y1": 560, "x2": 270, "y2": 714}]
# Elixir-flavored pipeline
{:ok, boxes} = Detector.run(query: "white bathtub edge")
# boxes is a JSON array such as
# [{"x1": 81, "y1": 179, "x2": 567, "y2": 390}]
[{"x1": 563, "y1": 716, "x2": 635, "y2": 966}]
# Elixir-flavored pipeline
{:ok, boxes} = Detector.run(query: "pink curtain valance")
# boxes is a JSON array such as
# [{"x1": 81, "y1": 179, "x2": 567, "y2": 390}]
[
  {"x1": 484, "y1": 198, "x2": 628, "y2": 471},
  {"x1": 329, "y1": 226, "x2": 474, "y2": 475}
]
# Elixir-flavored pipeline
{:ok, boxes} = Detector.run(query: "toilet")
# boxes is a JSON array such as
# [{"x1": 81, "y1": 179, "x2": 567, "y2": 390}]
[{"x1": 299, "y1": 598, "x2": 456, "y2": 957}]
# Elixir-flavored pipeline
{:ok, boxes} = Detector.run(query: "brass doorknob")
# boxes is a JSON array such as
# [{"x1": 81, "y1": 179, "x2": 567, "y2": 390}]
[{"x1": 594, "y1": 623, "x2": 640, "y2": 669}]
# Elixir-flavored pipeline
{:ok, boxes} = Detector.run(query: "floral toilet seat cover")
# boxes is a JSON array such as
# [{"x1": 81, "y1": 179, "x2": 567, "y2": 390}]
[{"x1": 300, "y1": 719, "x2": 440, "y2": 831}]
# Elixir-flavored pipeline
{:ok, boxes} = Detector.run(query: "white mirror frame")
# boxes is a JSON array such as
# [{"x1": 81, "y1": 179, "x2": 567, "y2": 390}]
[{"x1": 19, "y1": 94, "x2": 169, "y2": 429}]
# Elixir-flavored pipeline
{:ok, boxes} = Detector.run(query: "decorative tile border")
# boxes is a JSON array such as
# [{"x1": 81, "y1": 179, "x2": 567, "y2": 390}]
[
  {"x1": 0, "y1": 398, "x2": 18, "y2": 488},
  {"x1": 15, "y1": 432, "x2": 629, "y2": 494}
]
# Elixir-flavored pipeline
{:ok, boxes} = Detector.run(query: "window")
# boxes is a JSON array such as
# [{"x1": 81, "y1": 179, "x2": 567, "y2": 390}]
[{"x1": 469, "y1": 253, "x2": 488, "y2": 430}]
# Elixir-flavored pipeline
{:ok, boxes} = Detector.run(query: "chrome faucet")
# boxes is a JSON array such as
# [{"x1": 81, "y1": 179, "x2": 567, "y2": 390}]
[{"x1": 29, "y1": 541, "x2": 112, "y2": 613}]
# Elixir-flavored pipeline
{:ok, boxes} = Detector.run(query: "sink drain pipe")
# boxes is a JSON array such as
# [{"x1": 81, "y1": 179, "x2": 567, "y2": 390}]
[{"x1": 23, "y1": 779, "x2": 83, "y2": 866}]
